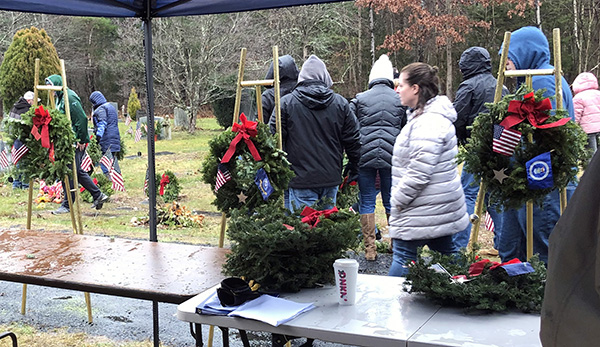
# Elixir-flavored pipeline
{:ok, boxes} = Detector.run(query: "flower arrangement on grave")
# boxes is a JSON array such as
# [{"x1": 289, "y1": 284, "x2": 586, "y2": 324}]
[
  {"x1": 145, "y1": 170, "x2": 180, "y2": 203},
  {"x1": 131, "y1": 201, "x2": 204, "y2": 228},
  {"x1": 201, "y1": 113, "x2": 294, "y2": 215},
  {"x1": 80, "y1": 173, "x2": 114, "y2": 203},
  {"x1": 457, "y1": 85, "x2": 589, "y2": 210},
  {"x1": 34, "y1": 180, "x2": 63, "y2": 205},
  {"x1": 404, "y1": 247, "x2": 546, "y2": 313},
  {"x1": 223, "y1": 202, "x2": 360, "y2": 293},
  {"x1": 5, "y1": 105, "x2": 74, "y2": 182}
]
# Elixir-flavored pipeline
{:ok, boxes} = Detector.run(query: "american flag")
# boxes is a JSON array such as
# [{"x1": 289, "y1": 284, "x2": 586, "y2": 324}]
[
  {"x1": 125, "y1": 116, "x2": 131, "y2": 126},
  {"x1": 101, "y1": 151, "x2": 125, "y2": 191},
  {"x1": 134, "y1": 126, "x2": 142, "y2": 143},
  {"x1": 484, "y1": 211, "x2": 495, "y2": 233},
  {"x1": 81, "y1": 151, "x2": 93, "y2": 172},
  {"x1": 143, "y1": 168, "x2": 149, "y2": 193},
  {"x1": 11, "y1": 144, "x2": 29, "y2": 165},
  {"x1": 126, "y1": 126, "x2": 133, "y2": 135},
  {"x1": 0, "y1": 148, "x2": 9, "y2": 169},
  {"x1": 215, "y1": 164, "x2": 232, "y2": 192},
  {"x1": 492, "y1": 124, "x2": 521, "y2": 156}
]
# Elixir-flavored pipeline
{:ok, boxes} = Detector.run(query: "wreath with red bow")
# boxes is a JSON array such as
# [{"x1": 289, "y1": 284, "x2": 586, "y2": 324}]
[
  {"x1": 201, "y1": 114, "x2": 294, "y2": 215},
  {"x1": 5, "y1": 105, "x2": 75, "y2": 182},
  {"x1": 145, "y1": 170, "x2": 180, "y2": 203},
  {"x1": 457, "y1": 85, "x2": 589, "y2": 210}
]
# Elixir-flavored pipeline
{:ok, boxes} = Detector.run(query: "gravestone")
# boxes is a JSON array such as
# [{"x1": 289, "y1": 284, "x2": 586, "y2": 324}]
[
  {"x1": 174, "y1": 107, "x2": 189, "y2": 128},
  {"x1": 136, "y1": 110, "x2": 146, "y2": 121},
  {"x1": 138, "y1": 116, "x2": 166, "y2": 139}
]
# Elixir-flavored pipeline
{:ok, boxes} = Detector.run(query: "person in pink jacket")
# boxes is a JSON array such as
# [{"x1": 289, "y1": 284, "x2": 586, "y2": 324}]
[{"x1": 572, "y1": 72, "x2": 600, "y2": 154}]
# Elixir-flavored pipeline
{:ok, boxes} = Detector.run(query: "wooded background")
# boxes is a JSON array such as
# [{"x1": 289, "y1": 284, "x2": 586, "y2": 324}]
[{"x1": 0, "y1": 0, "x2": 598, "y2": 131}]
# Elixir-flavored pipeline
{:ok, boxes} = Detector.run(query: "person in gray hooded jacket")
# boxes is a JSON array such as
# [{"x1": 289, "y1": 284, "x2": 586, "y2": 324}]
[
  {"x1": 270, "y1": 55, "x2": 361, "y2": 212},
  {"x1": 350, "y1": 54, "x2": 406, "y2": 260}
]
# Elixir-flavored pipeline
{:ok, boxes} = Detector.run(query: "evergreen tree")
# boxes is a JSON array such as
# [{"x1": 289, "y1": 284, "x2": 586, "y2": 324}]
[
  {"x1": 127, "y1": 86, "x2": 141, "y2": 121},
  {"x1": 0, "y1": 26, "x2": 60, "y2": 112}
]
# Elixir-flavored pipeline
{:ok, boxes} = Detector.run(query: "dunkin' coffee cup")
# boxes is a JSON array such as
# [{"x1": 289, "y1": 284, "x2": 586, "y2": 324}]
[{"x1": 333, "y1": 258, "x2": 359, "y2": 305}]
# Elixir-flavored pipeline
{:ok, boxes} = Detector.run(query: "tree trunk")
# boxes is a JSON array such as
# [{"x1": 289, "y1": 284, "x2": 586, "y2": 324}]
[
  {"x1": 573, "y1": 0, "x2": 582, "y2": 72},
  {"x1": 446, "y1": 43, "x2": 453, "y2": 100},
  {"x1": 369, "y1": 7, "x2": 375, "y2": 65},
  {"x1": 357, "y1": 6, "x2": 362, "y2": 86}
]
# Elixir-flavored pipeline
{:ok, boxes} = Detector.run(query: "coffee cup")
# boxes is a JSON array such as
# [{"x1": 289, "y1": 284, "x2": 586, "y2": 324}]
[{"x1": 333, "y1": 258, "x2": 359, "y2": 305}]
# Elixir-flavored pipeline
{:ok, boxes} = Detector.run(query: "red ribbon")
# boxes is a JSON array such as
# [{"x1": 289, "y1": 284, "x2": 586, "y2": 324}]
[
  {"x1": 220, "y1": 113, "x2": 262, "y2": 163},
  {"x1": 489, "y1": 258, "x2": 522, "y2": 270},
  {"x1": 468, "y1": 259, "x2": 496, "y2": 277},
  {"x1": 500, "y1": 92, "x2": 570, "y2": 130},
  {"x1": 31, "y1": 105, "x2": 52, "y2": 149},
  {"x1": 300, "y1": 206, "x2": 339, "y2": 228},
  {"x1": 159, "y1": 173, "x2": 170, "y2": 196}
]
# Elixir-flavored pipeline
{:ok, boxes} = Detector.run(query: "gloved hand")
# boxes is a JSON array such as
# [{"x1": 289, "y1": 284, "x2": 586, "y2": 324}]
[{"x1": 96, "y1": 135, "x2": 102, "y2": 143}]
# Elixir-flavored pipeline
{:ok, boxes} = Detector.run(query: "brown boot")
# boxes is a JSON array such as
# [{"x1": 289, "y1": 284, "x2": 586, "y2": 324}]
[{"x1": 360, "y1": 213, "x2": 377, "y2": 261}]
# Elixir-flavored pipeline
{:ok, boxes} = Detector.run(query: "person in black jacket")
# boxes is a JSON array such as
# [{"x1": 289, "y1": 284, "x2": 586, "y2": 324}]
[
  {"x1": 452, "y1": 47, "x2": 506, "y2": 250},
  {"x1": 270, "y1": 55, "x2": 361, "y2": 212},
  {"x1": 8, "y1": 91, "x2": 35, "y2": 189},
  {"x1": 260, "y1": 55, "x2": 299, "y2": 123},
  {"x1": 350, "y1": 54, "x2": 406, "y2": 260}
]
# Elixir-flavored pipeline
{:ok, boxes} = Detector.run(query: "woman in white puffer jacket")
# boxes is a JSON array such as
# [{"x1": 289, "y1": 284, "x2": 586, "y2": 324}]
[{"x1": 388, "y1": 62, "x2": 469, "y2": 277}]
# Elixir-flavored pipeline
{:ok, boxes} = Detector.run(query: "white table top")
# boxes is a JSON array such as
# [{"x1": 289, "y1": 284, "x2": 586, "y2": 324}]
[{"x1": 177, "y1": 274, "x2": 542, "y2": 347}]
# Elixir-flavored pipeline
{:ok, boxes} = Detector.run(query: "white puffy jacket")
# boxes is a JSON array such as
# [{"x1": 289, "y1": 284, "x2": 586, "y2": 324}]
[{"x1": 389, "y1": 95, "x2": 469, "y2": 241}]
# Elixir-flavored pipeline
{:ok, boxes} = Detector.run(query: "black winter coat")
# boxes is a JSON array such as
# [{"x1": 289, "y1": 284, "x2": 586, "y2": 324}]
[
  {"x1": 350, "y1": 78, "x2": 406, "y2": 169},
  {"x1": 453, "y1": 47, "x2": 506, "y2": 145},
  {"x1": 261, "y1": 55, "x2": 299, "y2": 123},
  {"x1": 270, "y1": 79, "x2": 361, "y2": 189}
]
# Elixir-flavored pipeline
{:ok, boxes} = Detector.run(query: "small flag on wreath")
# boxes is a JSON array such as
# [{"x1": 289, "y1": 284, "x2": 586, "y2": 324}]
[
  {"x1": 11, "y1": 143, "x2": 29, "y2": 165},
  {"x1": 254, "y1": 168, "x2": 274, "y2": 201},
  {"x1": 492, "y1": 124, "x2": 521, "y2": 156},
  {"x1": 215, "y1": 163, "x2": 232, "y2": 192},
  {"x1": 526, "y1": 151, "x2": 553, "y2": 190}
]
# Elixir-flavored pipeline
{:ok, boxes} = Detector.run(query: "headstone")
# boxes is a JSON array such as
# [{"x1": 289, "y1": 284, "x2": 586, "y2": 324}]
[
  {"x1": 174, "y1": 107, "x2": 189, "y2": 128},
  {"x1": 109, "y1": 102, "x2": 118, "y2": 113},
  {"x1": 136, "y1": 110, "x2": 145, "y2": 121},
  {"x1": 138, "y1": 116, "x2": 166, "y2": 139}
]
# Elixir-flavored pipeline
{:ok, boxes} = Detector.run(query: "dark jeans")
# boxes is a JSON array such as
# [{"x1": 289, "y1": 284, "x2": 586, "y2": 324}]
[
  {"x1": 388, "y1": 235, "x2": 458, "y2": 277},
  {"x1": 61, "y1": 147, "x2": 101, "y2": 208}
]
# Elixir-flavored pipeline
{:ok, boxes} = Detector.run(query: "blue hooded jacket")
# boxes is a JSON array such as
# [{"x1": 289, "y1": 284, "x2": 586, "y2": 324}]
[
  {"x1": 503, "y1": 26, "x2": 574, "y2": 120},
  {"x1": 90, "y1": 91, "x2": 121, "y2": 153}
]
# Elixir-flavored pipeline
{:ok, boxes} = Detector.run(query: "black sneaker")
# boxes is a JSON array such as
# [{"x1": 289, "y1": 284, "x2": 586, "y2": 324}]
[{"x1": 92, "y1": 193, "x2": 109, "y2": 210}]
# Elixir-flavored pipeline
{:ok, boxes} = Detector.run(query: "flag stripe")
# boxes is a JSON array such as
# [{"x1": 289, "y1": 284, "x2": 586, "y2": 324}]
[
  {"x1": 493, "y1": 124, "x2": 521, "y2": 156},
  {"x1": 484, "y1": 211, "x2": 495, "y2": 233},
  {"x1": 134, "y1": 126, "x2": 142, "y2": 143},
  {"x1": 215, "y1": 164, "x2": 232, "y2": 192},
  {"x1": 0, "y1": 149, "x2": 9, "y2": 169},
  {"x1": 11, "y1": 144, "x2": 29, "y2": 165},
  {"x1": 81, "y1": 152, "x2": 93, "y2": 172}
]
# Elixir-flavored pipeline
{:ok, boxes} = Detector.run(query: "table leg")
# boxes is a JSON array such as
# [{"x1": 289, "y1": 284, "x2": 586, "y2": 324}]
[
  {"x1": 152, "y1": 300, "x2": 159, "y2": 347},
  {"x1": 190, "y1": 323, "x2": 203, "y2": 347},
  {"x1": 218, "y1": 327, "x2": 230, "y2": 347},
  {"x1": 239, "y1": 329, "x2": 251, "y2": 347}
]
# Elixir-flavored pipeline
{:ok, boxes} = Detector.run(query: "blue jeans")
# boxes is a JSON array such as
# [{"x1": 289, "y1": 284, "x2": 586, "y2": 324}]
[
  {"x1": 287, "y1": 186, "x2": 338, "y2": 212},
  {"x1": 358, "y1": 167, "x2": 391, "y2": 214},
  {"x1": 61, "y1": 147, "x2": 102, "y2": 208},
  {"x1": 388, "y1": 235, "x2": 458, "y2": 277},
  {"x1": 497, "y1": 183, "x2": 576, "y2": 265},
  {"x1": 453, "y1": 170, "x2": 503, "y2": 250}
]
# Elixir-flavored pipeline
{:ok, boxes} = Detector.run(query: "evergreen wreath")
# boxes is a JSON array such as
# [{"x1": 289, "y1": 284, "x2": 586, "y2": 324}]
[
  {"x1": 5, "y1": 105, "x2": 74, "y2": 182},
  {"x1": 145, "y1": 170, "x2": 180, "y2": 203},
  {"x1": 201, "y1": 120, "x2": 294, "y2": 215},
  {"x1": 80, "y1": 173, "x2": 114, "y2": 203},
  {"x1": 223, "y1": 203, "x2": 360, "y2": 292},
  {"x1": 457, "y1": 85, "x2": 589, "y2": 210},
  {"x1": 404, "y1": 247, "x2": 546, "y2": 313}
]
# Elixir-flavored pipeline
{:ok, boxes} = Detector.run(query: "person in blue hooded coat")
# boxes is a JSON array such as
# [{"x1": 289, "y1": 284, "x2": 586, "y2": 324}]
[
  {"x1": 90, "y1": 91, "x2": 121, "y2": 176},
  {"x1": 496, "y1": 26, "x2": 577, "y2": 265}
]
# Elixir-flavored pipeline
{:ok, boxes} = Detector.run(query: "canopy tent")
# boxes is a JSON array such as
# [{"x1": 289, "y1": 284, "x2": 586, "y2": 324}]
[{"x1": 0, "y1": 0, "x2": 350, "y2": 241}]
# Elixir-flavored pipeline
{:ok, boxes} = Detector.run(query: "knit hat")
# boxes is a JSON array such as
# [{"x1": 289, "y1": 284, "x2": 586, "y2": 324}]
[
  {"x1": 298, "y1": 55, "x2": 333, "y2": 88},
  {"x1": 23, "y1": 91, "x2": 35, "y2": 101},
  {"x1": 369, "y1": 54, "x2": 394, "y2": 83}
]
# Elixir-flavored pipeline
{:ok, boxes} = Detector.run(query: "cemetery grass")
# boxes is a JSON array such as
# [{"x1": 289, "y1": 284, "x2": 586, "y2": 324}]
[{"x1": 0, "y1": 117, "x2": 228, "y2": 246}]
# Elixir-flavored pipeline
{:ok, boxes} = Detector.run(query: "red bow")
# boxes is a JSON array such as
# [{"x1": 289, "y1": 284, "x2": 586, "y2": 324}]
[
  {"x1": 159, "y1": 173, "x2": 170, "y2": 196},
  {"x1": 500, "y1": 92, "x2": 569, "y2": 130},
  {"x1": 300, "y1": 206, "x2": 339, "y2": 228},
  {"x1": 31, "y1": 105, "x2": 52, "y2": 149},
  {"x1": 220, "y1": 113, "x2": 262, "y2": 163}
]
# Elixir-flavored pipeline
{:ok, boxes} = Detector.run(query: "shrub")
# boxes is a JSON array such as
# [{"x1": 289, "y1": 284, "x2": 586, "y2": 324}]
[{"x1": 127, "y1": 87, "x2": 141, "y2": 121}]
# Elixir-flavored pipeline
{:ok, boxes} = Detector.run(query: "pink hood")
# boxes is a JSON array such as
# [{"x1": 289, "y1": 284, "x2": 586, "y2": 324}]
[{"x1": 572, "y1": 72, "x2": 599, "y2": 94}]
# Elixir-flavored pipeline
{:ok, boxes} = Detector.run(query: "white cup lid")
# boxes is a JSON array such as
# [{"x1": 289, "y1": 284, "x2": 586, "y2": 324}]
[{"x1": 334, "y1": 258, "x2": 359, "y2": 267}]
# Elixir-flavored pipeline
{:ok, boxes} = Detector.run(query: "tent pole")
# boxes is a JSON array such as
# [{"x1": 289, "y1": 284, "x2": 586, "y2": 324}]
[{"x1": 143, "y1": 17, "x2": 158, "y2": 243}]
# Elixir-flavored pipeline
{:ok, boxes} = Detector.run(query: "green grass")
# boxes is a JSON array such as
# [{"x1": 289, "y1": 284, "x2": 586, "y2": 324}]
[{"x1": 0, "y1": 117, "x2": 228, "y2": 246}]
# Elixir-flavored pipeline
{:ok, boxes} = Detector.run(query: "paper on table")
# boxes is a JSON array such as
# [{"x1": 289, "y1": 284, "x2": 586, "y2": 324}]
[
  {"x1": 195, "y1": 290, "x2": 236, "y2": 316},
  {"x1": 227, "y1": 294, "x2": 315, "y2": 327}
]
